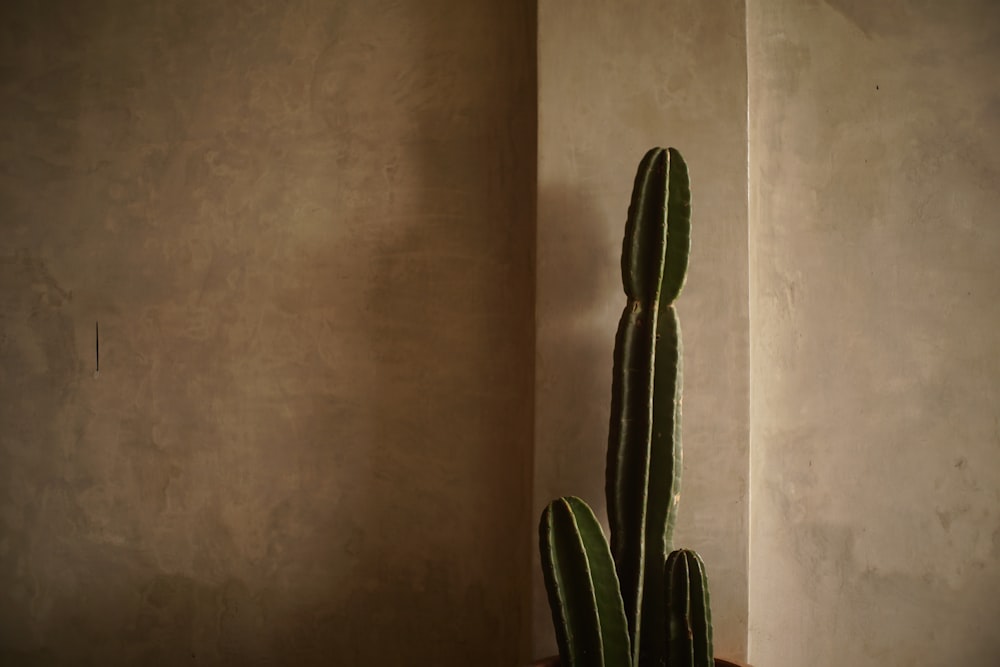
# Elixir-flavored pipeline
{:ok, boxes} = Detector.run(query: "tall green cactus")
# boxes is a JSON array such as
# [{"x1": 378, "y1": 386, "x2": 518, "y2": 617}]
[
  {"x1": 539, "y1": 147, "x2": 713, "y2": 667},
  {"x1": 606, "y1": 147, "x2": 690, "y2": 666}
]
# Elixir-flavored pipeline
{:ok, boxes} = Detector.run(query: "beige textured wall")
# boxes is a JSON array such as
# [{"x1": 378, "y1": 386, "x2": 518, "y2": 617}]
[
  {"x1": 534, "y1": 0, "x2": 749, "y2": 661},
  {"x1": 749, "y1": 1, "x2": 1000, "y2": 664},
  {"x1": 0, "y1": 1, "x2": 535, "y2": 665}
]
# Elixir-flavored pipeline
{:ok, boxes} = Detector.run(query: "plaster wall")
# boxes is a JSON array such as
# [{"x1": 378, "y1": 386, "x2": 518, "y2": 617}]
[
  {"x1": 748, "y1": 1, "x2": 1000, "y2": 664},
  {"x1": 0, "y1": 1, "x2": 535, "y2": 664},
  {"x1": 534, "y1": 1, "x2": 749, "y2": 661}
]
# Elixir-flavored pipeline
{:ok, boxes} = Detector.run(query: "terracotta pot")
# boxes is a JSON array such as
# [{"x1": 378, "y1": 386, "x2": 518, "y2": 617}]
[{"x1": 529, "y1": 658, "x2": 749, "y2": 667}]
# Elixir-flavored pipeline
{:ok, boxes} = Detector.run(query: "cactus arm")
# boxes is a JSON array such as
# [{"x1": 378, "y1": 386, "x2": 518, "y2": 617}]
[
  {"x1": 606, "y1": 147, "x2": 691, "y2": 665},
  {"x1": 664, "y1": 549, "x2": 714, "y2": 667},
  {"x1": 539, "y1": 497, "x2": 632, "y2": 667}
]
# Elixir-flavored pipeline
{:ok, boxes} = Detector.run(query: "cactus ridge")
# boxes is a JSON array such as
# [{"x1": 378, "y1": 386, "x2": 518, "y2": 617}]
[{"x1": 539, "y1": 497, "x2": 631, "y2": 667}]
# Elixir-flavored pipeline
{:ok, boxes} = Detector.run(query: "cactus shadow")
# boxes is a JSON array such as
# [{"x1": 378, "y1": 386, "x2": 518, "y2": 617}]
[
  {"x1": 535, "y1": 181, "x2": 621, "y2": 516},
  {"x1": 531, "y1": 181, "x2": 622, "y2": 657},
  {"x1": 307, "y1": 1, "x2": 536, "y2": 664}
]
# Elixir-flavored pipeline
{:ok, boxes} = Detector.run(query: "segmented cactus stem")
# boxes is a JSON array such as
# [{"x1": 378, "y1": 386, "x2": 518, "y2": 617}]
[{"x1": 606, "y1": 147, "x2": 690, "y2": 665}]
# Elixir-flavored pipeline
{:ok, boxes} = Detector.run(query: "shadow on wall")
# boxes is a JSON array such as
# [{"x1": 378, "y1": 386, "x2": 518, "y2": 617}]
[
  {"x1": 0, "y1": 1, "x2": 534, "y2": 665},
  {"x1": 306, "y1": 2, "x2": 533, "y2": 662},
  {"x1": 324, "y1": 0, "x2": 537, "y2": 660},
  {"x1": 535, "y1": 181, "x2": 620, "y2": 504}
]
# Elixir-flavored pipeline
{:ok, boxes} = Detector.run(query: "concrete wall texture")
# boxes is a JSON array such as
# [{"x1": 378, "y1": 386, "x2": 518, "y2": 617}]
[
  {"x1": 749, "y1": 1, "x2": 1000, "y2": 665},
  {"x1": 533, "y1": 0, "x2": 749, "y2": 662},
  {"x1": 0, "y1": 1, "x2": 535, "y2": 665},
  {"x1": 3, "y1": 0, "x2": 1000, "y2": 665}
]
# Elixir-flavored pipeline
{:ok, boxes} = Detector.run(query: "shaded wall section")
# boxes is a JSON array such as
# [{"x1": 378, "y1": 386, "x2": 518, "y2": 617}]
[
  {"x1": 749, "y1": 1, "x2": 1000, "y2": 664},
  {"x1": 534, "y1": 0, "x2": 749, "y2": 661},
  {"x1": 0, "y1": 1, "x2": 536, "y2": 664}
]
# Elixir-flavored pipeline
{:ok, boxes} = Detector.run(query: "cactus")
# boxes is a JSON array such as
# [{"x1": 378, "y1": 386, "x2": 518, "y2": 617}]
[
  {"x1": 606, "y1": 147, "x2": 690, "y2": 667},
  {"x1": 539, "y1": 497, "x2": 631, "y2": 667},
  {"x1": 664, "y1": 549, "x2": 713, "y2": 667},
  {"x1": 539, "y1": 147, "x2": 714, "y2": 667}
]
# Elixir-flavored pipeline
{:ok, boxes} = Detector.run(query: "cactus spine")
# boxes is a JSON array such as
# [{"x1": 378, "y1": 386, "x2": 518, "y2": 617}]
[{"x1": 539, "y1": 148, "x2": 712, "y2": 667}]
